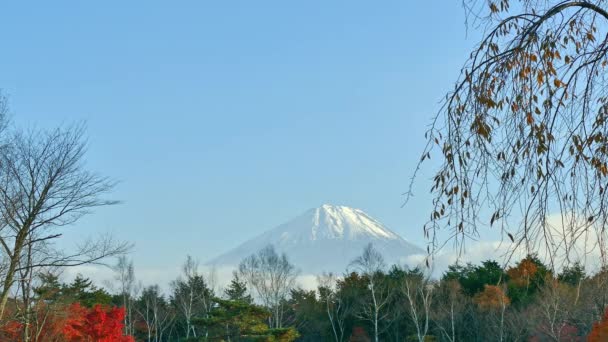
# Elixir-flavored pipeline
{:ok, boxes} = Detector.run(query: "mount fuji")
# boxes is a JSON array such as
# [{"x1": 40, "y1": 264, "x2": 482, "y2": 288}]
[{"x1": 208, "y1": 204, "x2": 424, "y2": 274}]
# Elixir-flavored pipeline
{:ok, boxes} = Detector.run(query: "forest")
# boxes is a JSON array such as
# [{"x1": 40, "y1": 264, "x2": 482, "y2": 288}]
[
  {"x1": 3, "y1": 243, "x2": 608, "y2": 341},
  {"x1": 6, "y1": 0, "x2": 608, "y2": 340}
]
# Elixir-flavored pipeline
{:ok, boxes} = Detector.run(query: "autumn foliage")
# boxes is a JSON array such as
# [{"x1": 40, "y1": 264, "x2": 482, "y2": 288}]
[
  {"x1": 0, "y1": 303, "x2": 134, "y2": 342},
  {"x1": 588, "y1": 308, "x2": 608, "y2": 342},
  {"x1": 63, "y1": 303, "x2": 134, "y2": 342},
  {"x1": 473, "y1": 285, "x2": 510, "y2": 311},
  {"x1": 507, "y1": 259, "x2": 538, "y2": 287}
]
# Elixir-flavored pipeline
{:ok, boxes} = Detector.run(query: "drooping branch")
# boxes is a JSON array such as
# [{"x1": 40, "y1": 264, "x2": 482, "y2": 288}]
[{"x1": 415, "y1": 0, "x2": 608, "y2": 265}]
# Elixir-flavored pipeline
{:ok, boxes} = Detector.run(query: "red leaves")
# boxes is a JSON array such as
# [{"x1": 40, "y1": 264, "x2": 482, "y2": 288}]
[
  {"x1": 588, "y1": 307, "x2": 608, "y2": 341},
  {"x1": 63, "y1": 303, "x2": 134, "y2": 342}
]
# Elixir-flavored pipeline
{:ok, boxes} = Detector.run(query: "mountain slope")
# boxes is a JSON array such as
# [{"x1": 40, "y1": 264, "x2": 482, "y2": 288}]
[{"x1": 208, "y1": 204, "x2": 424, "y2": 274}]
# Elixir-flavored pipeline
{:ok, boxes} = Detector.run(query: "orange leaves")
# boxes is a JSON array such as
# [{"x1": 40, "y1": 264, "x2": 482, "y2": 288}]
[
  {"x1": 471, "y1": 115, "x2": 492, "y2": 141},
  {"x1": 477, "y1": 95, "x2": 497, "y2": 109},
  {"x1": 489, "y1": 2, "x2": 499, "y2": 13},
  {"x1": 526, "y1": 112, "x2": 534, "y2": 125},
  {"x1": 601, "y1": 164, "x2": 608, "y2": 177},
  {"x1": 530, "y1": 54, "x2": 538, "y2": 62},
  {"x1": 588, "y1": 308, "x2": 608, "y2": 342},
  {"x1": 511, "y1": 102, "x2": 519, "y2": 112},
  {"x1": 536, "y1": 70, "x2": 544, "y2": 85},
  {"x1": 507, "y1": 258, "x2": 539, "y2": 287},
  {"x1": 519, "y1": 66, "x2": 532, "y2": 79},
  {"x1": 473, "y1": 285, "x2": 510, "y2": 311},
  {"x1": 553, "y1": 78, "x2": 563, "y2": 88}
]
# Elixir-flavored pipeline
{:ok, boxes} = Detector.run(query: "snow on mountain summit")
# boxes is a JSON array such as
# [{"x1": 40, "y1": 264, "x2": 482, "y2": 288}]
[
  {"x1": 285, "y1": 204, "x2": 400, "y2": 242},
  {"x1": 208, "y1": 204, "x2": 424, "y2": 274}
]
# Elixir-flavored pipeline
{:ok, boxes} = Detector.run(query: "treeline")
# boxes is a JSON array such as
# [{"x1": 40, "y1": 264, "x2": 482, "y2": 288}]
[{"x1": 5, "y1": 244, "x2": 608, "y2": 341}]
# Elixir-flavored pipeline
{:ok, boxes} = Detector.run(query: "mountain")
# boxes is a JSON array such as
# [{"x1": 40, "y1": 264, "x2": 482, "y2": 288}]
[{"x1": 208, "y1": 204, "x2": 424, "y2": 274}]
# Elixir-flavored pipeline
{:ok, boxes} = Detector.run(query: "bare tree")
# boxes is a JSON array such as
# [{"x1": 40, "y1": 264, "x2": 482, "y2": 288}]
[
  {"x1": 114, "y1": 256, "x2": 139, "y2": 336},
  {"x1": 171, "y1": 255, "x2": 214, "y2": 339},
  {"x1": 172, "y1": 255, "x2": 198, "y2": 339},
  {"x1": 13, "y1": 237, "x2": 65, "y2": 342},
  {"x1": 0, "y1": 125, "x2": 128, "y2": 320},
  {"x1": 432, "y1": 279, "x2": 468, "y2": 342},
  {"x1": 136, "y1": 284, "x2": 174, "y2": 342},
  {"x1": 238, "y1": 245, "x2": 298, "y2": 329},
  {"x1": 401, "y1": 268, "x2": 434, "y2": 342},
  {"x1": 530, "y1": 279, "x2": 578, "y2": 341},
  {"x1": 350, "y1": 243, "x2": 391, "y2": 342},
  {"x1": 317, "y1": 272, "x2": 350, "y2": 342}
]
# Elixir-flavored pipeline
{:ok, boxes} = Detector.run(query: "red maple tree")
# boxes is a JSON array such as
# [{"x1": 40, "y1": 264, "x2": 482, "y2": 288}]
[
  {"x1": 63, "y1": 303, "x2": 134, "y2": 342},
  {"x1": 588, "y1": 307, "x2": 608, "y2": 342}
]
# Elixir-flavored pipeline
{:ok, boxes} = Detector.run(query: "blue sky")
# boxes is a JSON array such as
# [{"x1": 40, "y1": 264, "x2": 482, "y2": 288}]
[{"x1": 0, "y1": 1, "x2": 483, "y2": 279}]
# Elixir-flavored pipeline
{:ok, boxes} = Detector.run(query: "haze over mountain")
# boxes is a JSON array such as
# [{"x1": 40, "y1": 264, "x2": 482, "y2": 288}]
[{"x1": 208, "y1": 204, "x2": 424, "y2": 274}]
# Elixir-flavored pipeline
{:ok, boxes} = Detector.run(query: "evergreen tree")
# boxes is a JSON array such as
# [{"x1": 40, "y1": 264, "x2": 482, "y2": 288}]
[
  {"x1": 63, "y1": 274, "x2": 113, "y2": 307},
  {"x1": 558, "y1": 262, "x2": 586, "y2": 286},
  {"x1": 33, "y1": 272, "x2": 63, "y2": 302},
  {"x1": 224, "y1": 272, "x2": 252, "y2": 304},
  {"x1": 195, "y1": 297, "x2": 299, "y2": 341}
]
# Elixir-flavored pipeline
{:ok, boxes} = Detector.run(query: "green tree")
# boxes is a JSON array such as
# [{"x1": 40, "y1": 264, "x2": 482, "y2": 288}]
[
  {"x1": 33, "y1": 272, "x2": 63, "y2": 302},
  {"x1": 171, "y1": 258, "x2": 214, "y2": 340},
  {"x1": 60, "y1": 275, "x2": 112, "y2": 307},
  {"x1": 224, "y1": 272, "x2": 252, "y2": 304},
  {"x1": 284, "y1": 288, "x2": 328, "y2": 341},
  {"x1": 558, "y1": 262, "x2": 586, "y2": 286},
  {"x1": 195, "y1": 297, "x2": 299, "y2": 342},
  {"x1": 442, "y1": 260, "x2": 505, "y2": 296},
  {"x1": 506, "y1": 255, "x2": 550, "y2": 306}
]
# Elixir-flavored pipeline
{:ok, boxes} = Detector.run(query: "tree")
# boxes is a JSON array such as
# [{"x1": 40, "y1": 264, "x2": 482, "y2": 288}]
[
  {"x1": 171, "y1": 255, "x2": 214, "y2": 339},
  {"x1": 114, "y1": 256, "x2": 138, "y2": 336},
  {"x1": 11, "y1": 271, "x2": 119, "y2": 342},
  {"x1": 238, "y1": 245, "x2": 298, "y2": 329},
  {"x1": 0, "y1": 125, "x2": 128, "y2": 321},
  {"x1": 63, "y1": 303, "x2": 135, "y2": 342},
  {"x1": 335, "y1": 272, "x2": 370, "y2": 342},
  {"x1": 432, "y1": 279, "x2": 468, "y2": 342},
  {"x1": 589, "y1": 307, "x2": 608, "y2": 342},
  {"x1": 401, "y1": 267, "x2": 434, "y2": 342},
  {"x1": 506, "y1": 254, "x2": 550, "y2": 306},
  {"x1": 64, "y1": 274, "x2": 112, "y2": 308},
  {"x1": 317, "y1": 273, "x2": 351, "y2": 342},
  {"x1": 350, "y1": 243, "x2": 391, "y2": 342},
  {"x1": 474, "y1": 285, "x2": 510, "y2": 341},
  {"x1": 558, "y1": 262, "x2": 586, "y2": 286},
  {"x1": 530, "y1": 279, "x2": 580, "y2": 341},
  {"x1": 195, "y1": 297, "x2": 299, "y2": 342},
  {"x1": 412, "y1": 0, "x2": 608, "y2": 263},
  {"x1": 135, "y1": 285, "x2": 173, "y2": 342},
  {"x1": 224, "y1": 272, "x2": 252, "y2": 304},
  {"x1": 443, "y1": 260, "x2": 505, "y2": 296}
]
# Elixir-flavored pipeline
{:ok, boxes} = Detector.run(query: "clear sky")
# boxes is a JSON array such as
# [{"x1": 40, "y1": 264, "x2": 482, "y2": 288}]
[{"x1": 0, "y1": 1, "x2": 484, "y2": 284}]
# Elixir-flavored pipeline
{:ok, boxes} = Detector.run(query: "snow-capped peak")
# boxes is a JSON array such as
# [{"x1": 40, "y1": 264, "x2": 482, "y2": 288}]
[
  {"x1": 311, "y1": 204, "x2": 400, "y2": 241},
  {"x1": 208, "y1": 204, "x2": 424, "y2": 274}
]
